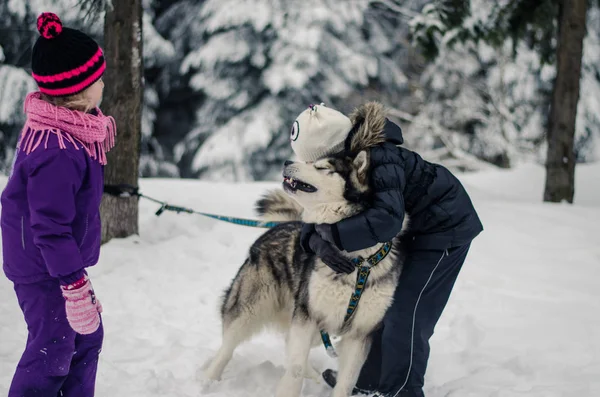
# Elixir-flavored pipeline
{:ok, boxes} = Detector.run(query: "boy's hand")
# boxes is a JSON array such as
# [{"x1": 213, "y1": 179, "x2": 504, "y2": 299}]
[
  {"x1": 308, "y1": 233, "x2": 355, "y2": 274},
  {"x1": 301, "y1": 223, "x2": 354, "y2": 274},
  {"x1": 315, "y1": 223, "x2": 343, "y2": 250},
  {"x1": 300, "y1": 223, "x2": 316, "y2": 254}
]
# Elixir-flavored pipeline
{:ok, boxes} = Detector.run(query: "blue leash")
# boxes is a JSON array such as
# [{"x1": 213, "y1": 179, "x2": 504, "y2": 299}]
[
  {"x1": 153, "y1": 201, "x2": 281, "y2": 228},
  {"x1": 104, "y1": 184, "x2": 282, "y2": 229}
]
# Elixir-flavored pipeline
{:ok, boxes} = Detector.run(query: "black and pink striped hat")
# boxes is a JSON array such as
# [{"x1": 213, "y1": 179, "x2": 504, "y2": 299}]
[{"x1": 31, "y1": 12, "x2": 105, "y2": 97}]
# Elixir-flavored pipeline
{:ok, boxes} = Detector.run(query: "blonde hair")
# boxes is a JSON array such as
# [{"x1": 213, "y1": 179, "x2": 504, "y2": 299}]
[{"x1": 40, "y1": 90, "x2": 95, "y2": 113}]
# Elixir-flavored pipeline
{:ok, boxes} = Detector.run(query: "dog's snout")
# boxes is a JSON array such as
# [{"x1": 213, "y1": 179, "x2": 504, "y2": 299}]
[{"x1": 284, "y1": 160, "x2": 294, "y2": 167}]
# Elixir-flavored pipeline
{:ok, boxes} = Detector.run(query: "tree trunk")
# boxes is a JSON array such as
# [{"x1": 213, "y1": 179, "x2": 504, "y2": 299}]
[
  {"x1": 544, "y1": 0, "x2": 587, "y2": 203},
  {"x1": 100, "y1": 0, "x2": 143, "y2": 243}
]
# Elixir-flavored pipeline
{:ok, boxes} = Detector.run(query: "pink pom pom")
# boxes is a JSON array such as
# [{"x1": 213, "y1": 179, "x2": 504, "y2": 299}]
[{"x1": 37, "y1": 12, "x2": 63, "y2": 39}]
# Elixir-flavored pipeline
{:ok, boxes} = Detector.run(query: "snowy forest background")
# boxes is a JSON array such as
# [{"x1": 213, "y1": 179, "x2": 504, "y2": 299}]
[{"x1": 1, "y1": 0, "x2": 599, "y2": 182}]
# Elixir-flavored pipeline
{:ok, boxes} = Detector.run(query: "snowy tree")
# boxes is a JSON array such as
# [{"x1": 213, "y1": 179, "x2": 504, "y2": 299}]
[
  {"x1": 406, "y1": 28, "x2": 555, "y2": 169},
  {"x1": 409, "y1": 0, "x2": 472, "y2": 60},
  {"x1": 139, "y1": 1, "x2": 178, "y2": 177},
  {"x1": 407, "y1": 0, "x2": 600, "y2": 192},
  {"x1": 156, "y1": 0, "x2": 413, "y2": 181},
  {"x1": 100, "y1": 0, "x2": 144, "y2": 243},
  {"x1": 543, "y1": 0, "x2": 587, "y2": 203},
  {"x1": 476, "y1": 0, "x2": 589, "y2": 203}
]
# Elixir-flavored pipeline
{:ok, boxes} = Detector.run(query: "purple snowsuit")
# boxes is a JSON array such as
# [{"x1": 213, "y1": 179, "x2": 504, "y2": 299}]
[{"x1": 1, "y1": 127, "x2": 104, "y2": 396}]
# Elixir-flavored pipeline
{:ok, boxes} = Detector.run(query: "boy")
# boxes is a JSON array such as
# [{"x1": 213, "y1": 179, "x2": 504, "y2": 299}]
[{"x1": 292, "y1": 103, "x2": 483, "y2": 397}]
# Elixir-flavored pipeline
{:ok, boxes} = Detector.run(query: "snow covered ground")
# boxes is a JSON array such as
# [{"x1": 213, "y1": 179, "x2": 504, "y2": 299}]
[{"x1": 1, "y1": 163, "x2": 599, "y2": 397}]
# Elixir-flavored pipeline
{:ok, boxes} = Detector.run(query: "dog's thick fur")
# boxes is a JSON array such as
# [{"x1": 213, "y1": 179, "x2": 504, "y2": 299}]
[{"x1": 203, "y1": 102, "x2": 408, "y2": 397}]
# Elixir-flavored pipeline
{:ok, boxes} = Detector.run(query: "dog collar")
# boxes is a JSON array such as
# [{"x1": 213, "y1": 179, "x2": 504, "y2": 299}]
[{"x1": 350, "y1": 241, "x2": 392, "y2": 268}]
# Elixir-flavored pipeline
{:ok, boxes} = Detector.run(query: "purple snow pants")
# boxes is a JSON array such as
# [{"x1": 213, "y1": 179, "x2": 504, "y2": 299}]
[{"x1": 8, "y1": 278, "x2": 103, "y2": 397}]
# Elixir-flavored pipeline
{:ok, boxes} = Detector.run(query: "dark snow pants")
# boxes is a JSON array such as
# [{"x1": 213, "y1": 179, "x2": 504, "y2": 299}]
[{"x1": 355, "y1": 243, "x2": 471, "y2": 397}]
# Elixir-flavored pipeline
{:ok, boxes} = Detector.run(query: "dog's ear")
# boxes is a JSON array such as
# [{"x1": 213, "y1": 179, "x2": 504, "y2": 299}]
[{"x1": 353, "y1": 150, "x2": 369, "y2": 183}]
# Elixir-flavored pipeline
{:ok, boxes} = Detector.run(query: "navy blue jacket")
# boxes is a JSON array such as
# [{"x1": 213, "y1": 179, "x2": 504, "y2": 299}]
[{"x1": 333, "y1": 120, "x2": 483, "y2": 252}]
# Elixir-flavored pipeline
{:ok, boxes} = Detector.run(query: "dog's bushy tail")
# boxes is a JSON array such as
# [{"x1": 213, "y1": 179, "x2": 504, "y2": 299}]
[{"x1": 255, "y1": 189, "x2": 303, "y2": 222}]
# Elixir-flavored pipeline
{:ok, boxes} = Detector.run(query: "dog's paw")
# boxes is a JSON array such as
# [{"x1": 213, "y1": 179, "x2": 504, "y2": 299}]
[
  {"x1": 197, "y1": 371, "x2": 219, "y2": 395},
  {"x1": 196, "y1": 364, "x2": 220, "y2": 383},
  {"x1": 198, "y1": 357, "x2": 225, "y2": 383}
]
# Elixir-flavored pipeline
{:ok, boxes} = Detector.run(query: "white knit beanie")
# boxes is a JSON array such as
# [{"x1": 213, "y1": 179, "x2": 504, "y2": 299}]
[{"x1": 290, "y1": 103, "x2": 352, "y2": 162}]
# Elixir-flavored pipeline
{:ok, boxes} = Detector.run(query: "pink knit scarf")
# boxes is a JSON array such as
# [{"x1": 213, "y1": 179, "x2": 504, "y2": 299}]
[{"x1": 20, "y1": 91, "x2": 116, "y2": 165}]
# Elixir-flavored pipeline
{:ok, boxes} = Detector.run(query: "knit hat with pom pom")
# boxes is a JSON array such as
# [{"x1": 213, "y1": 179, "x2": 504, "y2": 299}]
[{"x1": 31, "y1": 12, "x2": 105, "y2": 97}]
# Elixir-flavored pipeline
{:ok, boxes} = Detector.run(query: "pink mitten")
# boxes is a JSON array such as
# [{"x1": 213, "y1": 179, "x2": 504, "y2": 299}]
[{"x1": 61, "y1": 276, "x2": 102, "y2": 335}]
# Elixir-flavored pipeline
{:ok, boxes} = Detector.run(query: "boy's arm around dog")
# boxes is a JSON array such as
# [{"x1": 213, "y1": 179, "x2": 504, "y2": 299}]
[
  {"x1": 316, "y1": 107, "x2": 483, "y2": 253},
  {"x1": 323, "y1": 141, "x2": 407, "y2": 253}
]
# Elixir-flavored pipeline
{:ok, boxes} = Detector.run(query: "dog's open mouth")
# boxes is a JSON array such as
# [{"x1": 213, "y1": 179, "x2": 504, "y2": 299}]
[{"x1": 283, "y1": 176, "x2": 317, "y2": 193}]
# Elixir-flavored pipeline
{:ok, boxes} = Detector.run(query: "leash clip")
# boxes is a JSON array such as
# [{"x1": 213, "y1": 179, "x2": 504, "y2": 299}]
[
  {"x1": 155, "y1": 204, "x2": 167, "y2": 216},
  {"x1": 325, "y1": 345, "x2": 338, "y2": 358}
]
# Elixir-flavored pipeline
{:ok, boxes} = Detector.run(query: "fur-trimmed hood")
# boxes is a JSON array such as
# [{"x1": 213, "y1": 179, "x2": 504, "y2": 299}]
[{"x1": 345, "y1": 101, "x2": 404, "y2": 154}]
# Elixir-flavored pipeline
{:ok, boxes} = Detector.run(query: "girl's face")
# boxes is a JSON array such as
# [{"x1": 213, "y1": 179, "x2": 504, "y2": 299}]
[{"x1": 86, "y1": 78, "x2": 104, "y2": 107}]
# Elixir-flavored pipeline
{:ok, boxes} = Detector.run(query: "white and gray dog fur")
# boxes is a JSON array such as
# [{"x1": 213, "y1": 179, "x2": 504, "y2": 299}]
[{"x1": 202, "y1": 102, "x2": 410, "y2": 397}]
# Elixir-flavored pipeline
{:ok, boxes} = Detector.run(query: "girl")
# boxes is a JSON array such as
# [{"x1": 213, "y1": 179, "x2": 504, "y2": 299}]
[
  {"x1": 291, "y1": 103, "x2": 483, "y2": 397},
  {"x1": 1, "y1": 12, "x2": 115, "y2": 396}
]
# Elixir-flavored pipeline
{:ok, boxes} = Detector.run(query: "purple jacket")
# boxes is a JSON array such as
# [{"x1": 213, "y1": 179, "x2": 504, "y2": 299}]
[{"x1": 1, "y1": 128, "x2": 104, "y2": 284}]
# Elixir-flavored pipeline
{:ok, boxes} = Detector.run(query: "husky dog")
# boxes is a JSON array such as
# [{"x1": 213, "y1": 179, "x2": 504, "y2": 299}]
[{"x1": 203, "y1": 109, "x2": 409, "y2": 397}]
